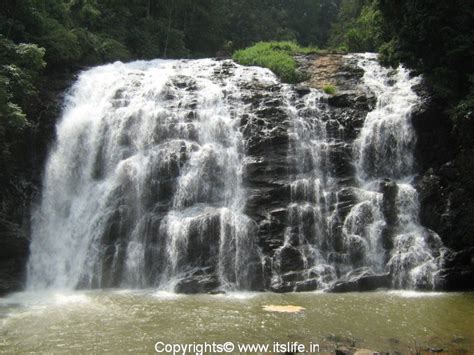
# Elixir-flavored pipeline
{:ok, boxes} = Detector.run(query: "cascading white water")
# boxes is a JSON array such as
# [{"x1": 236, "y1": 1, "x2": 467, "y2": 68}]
[
  {"x1": 270, "y1": 87, "x2": 339, "y2": 290},
  {"x1": 27, "y1": 59, "x2": 268, "y2": 291},
  {"x1": 269, "y1": 53, "x2": 445, "y2": 290},
  {"x1": 27, "y1": 54, "x2": 445, "y2": 292},
  {"x1": 352, "y1": 53, "x2": 445, "y2": 288}
]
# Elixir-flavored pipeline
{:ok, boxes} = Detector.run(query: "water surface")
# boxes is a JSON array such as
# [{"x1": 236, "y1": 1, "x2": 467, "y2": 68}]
[{"x1": 1, "y1": 291, "x2": 473, "y2": 353}]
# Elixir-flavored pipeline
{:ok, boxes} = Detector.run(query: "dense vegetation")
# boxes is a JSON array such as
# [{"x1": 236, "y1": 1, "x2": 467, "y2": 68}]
[
  {"x1": 328, "y1": 0, "x2": 382, "y2": 52},
  {"x1": 0, "y1": 0, "x2": 473, "y2": 240},
  {"x1": 377, "y1": 0, "x2": 473, "y2": 139},
  {"x1": 233, "y1": 41, "x2": 317, "y2": 83}
]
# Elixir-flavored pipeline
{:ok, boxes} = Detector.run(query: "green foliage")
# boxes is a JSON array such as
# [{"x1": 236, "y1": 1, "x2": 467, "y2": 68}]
[
  {"x1": 0, "y1": 74, "x2": 28, "y2": 131},
  {"x1": 15, "y1": 43, "x2": 46, "y2": 73},
  {"x1": 378, "y1": 0, "x2": 474, "y2": 104},
  {"x1": 219, "y1": 1, "x2": 295, "y2": 49},
  {"x1": 24, "y1": 13, "x2": 78, "y2": 67},
  {"x1": 323, "y1": 84, "x2": 337, "y2": 95},
  {"x1": 452, "y1": 75, "x2": 474, "y2": 148},
  {"x1": 283, "y1": 0, "x2": 340, "y2": 47},
  {"x1": 378, "y1": 38, "x2": 399, "y2": 66},
  {"x1": 0, "y1": 34, "x2": 45, "y2": 189},
  {"x1": 329, "y1": 0, "x2": 383, "y2": 52},
  {"x1": 0, "y1": 0, "x2": 471, "y2": 201},
  {"x1": 233, "y1": 41, "x2": 316, "y2": 83}
]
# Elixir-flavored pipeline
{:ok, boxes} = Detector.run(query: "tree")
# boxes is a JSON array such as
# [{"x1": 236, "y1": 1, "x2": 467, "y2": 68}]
[{"x1": 328, "y1": 0, "x2": 382, "y2": 52}]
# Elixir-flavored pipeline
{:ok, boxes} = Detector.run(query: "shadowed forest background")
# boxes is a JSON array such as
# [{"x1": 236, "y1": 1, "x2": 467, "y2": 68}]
[{"x1": 0, "y1": 0, "x2": 473, "y2": 263}]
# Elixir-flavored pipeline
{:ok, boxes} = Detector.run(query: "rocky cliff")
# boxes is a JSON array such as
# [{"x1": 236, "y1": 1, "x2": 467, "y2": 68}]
[{"x1": 1, "y1": 54, "x2": 473, "y2": 296}]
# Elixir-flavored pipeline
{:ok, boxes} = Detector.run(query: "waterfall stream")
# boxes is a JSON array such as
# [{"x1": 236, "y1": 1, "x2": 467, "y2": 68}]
[{"x1": 27, "y1": 54, "x2": 445, "y2": 292}]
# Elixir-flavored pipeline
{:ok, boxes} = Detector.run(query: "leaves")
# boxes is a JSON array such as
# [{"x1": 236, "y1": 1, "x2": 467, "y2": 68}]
[
  {"x1": 328, "y1": 0, "x2": 383, "y2": 52},
  {"x1": 233, "y1": 41, "x2": 313, "y2": 83}
]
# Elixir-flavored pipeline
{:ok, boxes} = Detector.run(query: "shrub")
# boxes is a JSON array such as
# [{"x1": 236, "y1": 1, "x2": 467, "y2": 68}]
[
  {"x1": 323, "y1": 84, "x2": 337, "y2": 95},
  {"x1": 233, "y1": 41, "x2": 317, "y2": 83}
]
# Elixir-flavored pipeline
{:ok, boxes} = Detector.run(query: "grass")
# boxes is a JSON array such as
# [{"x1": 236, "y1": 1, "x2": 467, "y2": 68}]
[
  {"x1": 323, "y1": 84, "x2": 337, "y2": 95},
  {"x1": 232, "y1": 41, "x2": 318, "y2": 83}
]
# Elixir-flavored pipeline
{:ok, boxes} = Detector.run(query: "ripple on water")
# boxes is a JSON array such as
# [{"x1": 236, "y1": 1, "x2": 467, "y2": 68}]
[{"x1": 0, "y1": 290, "x2": 473, "y2": 353}]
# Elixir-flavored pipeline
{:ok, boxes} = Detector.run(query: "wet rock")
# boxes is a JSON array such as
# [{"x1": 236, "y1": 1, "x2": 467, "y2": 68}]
[
  {"x1": 268, "y1": 208, "x2": 287, "y2": 224},
  {"x1": 294, "y1": 278, "x2": 319, "y2": 292},
  {"x1": 354, "y1": 350, "x2": 377, "y2": 355},
  {"x1": 354, "y1": 94, "x2": 376, "y2": 110},
  {"x1": 270, "y1": 282, "x2": 295, "y2": 293},
  {"x1": 175, "y1": 272, "x2": 219, "y2": 294},
  {"x1": 345, "y1": 267, "x2": 374, "y2": 280},
  {"x1": 328, "y1": 273, "x2": 391, "y2": 293},
  {"x1": 426, "y1": 347, "x2": 444, "y2": 353},
  {"x1": 327, "y1": 91, "x2": 360, "y2": 108},
  {"x1": 295, "y1": 85, "x2": 310, "y2": 97},
  {"x1": 208, "y1": 289, "x2": 226, "y2": 295},
  {"x1": 335, "y1": 348, "x2": 353, "y2": 355},
  {"x1": 279, "y1": 246, "x2": 305, "y2": 273},
  {"x1": 381, "y1": 180, "x2": 399, "y2": 226},
  {"x1": 381, "y1": 180, "x2": 399, "y2": 252},
  {"x1": 411, "y1": 86, "x2": 456, "y2": 172},
  {"x1": 215, "y1": 50, "x2": 230, "y2": 60},
  {"x1": 411, "y1": 82, "x2": 474, "y2": 280},
  {"x1": 0, "y1": 256, "x2": 27, "y2": 296},
  {"x1": 417, "y1": 167, "x2": 474, "y2": 263},
  {"x1": 281, "y1": 270, "x2": 307, "y2": 283},
  {"x1": 438, "y1": 247, "x2": 474, "y2": 291},
  {"x1": 333, "y1": 187, "x2": 359, "y2": 218},
  {"x1": 185, "y1": 212, "x2": 221, "y2": 268}
]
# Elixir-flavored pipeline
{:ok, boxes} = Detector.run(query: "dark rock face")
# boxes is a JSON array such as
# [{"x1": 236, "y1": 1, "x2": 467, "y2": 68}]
[
  {"x1": 175, "y1": 269, "x2": 220, "y2": 294},
  {"x1": 412, "y1": 83, "x2": 474, "y2": 289},
  {"x1": 329, "y1": 273, "x2": 391, "y2": 293},
  {"x1": 238, "y1": 55, "x2": 377, "y2": 292},
  {"x1": 437, "y1": 248, "x2": 474, "y2": 291},
  {"x1": 239, "y1": 80, "x2": 292, "y2": 259},
  {"x1": 0, "y1": 233, "x2": 29, "y2": 296}
]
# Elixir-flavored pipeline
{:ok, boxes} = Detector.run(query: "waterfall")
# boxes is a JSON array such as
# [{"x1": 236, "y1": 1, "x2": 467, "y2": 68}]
[
  {"x1": 27, "y1": 54, "x2": 445, "y2": 292},
  {"x1": 268, "y1": 53, "x2": 445, "y2": 291},
  {"x1": 351, "y1": 53, "x2": 444, "y2": 288},
  {"x1": 354, "y1": 54, "x2": 445, "y2": 288},
  {"x1": 27, "y1": 59, "x2": 265, "y2": 291}
]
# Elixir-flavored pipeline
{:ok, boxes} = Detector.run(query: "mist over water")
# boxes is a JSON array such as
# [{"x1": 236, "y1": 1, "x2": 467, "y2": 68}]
[{"x1": 27, "y1": 54, "x2": 445, "y2": 292}]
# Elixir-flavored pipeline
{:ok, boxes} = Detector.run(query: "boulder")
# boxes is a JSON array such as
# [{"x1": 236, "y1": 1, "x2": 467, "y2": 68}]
[
  {"x1": 279, "y1": 245, "x2": 305, "y2": 273},
  {"x1": 295, "y1": 85, "x2": 310, "y2": 97},
  {"x1": 327, "y1": 91, "x2": 359, "y2": 108},
  {"x1": 328, "y1": 273, "x2": 391, "y2": 293},
  {"x1": 175, "y1": 272, "x2": 219, "y2": 294},
  {"x1": 437, "y1": 247, "x2": 474, "y2": 291}
]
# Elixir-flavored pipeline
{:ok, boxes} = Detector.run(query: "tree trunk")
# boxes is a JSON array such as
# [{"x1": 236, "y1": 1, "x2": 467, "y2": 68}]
[{"x1": 163, "y1": 6, "x2": 173, "y2": 58}]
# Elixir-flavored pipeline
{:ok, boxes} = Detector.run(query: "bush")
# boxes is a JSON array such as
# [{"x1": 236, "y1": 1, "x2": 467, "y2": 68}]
[
  {"x1": 323, "y1": 84, "x2": 337, "y2": 95},
  {"x1": 233, "y1": 41, "x2": 317, "y2": 83}
]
